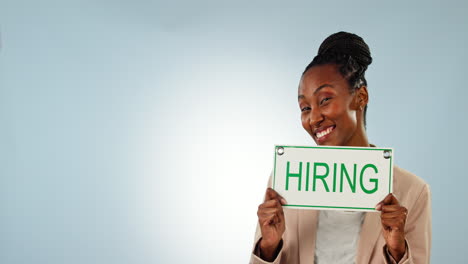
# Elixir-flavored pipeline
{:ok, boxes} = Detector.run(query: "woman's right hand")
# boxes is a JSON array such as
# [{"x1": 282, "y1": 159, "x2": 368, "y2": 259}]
[{"x1": 256, "y1": 188, "x2": 287, "y2": 261}]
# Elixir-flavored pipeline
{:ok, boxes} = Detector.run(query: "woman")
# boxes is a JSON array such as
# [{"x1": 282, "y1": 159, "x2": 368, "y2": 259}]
[{"x1": 250, "y1": 32, "x2": 431, "y2": 264}]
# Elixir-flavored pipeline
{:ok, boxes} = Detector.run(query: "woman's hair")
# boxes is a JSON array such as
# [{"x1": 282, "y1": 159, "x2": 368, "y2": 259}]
[{"x1": 302, "y1": 31, "x2": 373, "y2": 127}]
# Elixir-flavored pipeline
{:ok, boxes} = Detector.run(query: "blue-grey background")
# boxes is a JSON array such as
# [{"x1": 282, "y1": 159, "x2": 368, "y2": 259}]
[{"x1": 1, "y1": 0, "x2": 466, "y2": 263}]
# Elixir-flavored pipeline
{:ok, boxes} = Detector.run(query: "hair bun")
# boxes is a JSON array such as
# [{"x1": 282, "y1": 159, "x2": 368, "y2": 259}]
[{"x1": 318, "y1": 31, "x2": 372, "y2": 68}]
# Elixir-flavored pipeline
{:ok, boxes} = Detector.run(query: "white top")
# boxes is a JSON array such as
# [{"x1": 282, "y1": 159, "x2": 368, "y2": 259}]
[{"x1": 314, "y1": 210, "x2": 365, "y2": 264}]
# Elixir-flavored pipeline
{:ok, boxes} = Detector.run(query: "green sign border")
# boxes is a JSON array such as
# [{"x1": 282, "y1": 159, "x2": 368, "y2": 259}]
[{"x1": 273, "y1": 145, "x2": 393, "y2": 211}]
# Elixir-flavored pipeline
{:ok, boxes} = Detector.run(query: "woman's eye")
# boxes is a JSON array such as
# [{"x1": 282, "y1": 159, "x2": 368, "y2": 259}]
[
  {"x1": 301, "y1": 106, "x2": 311, "y2": 112},
  {"x1": 320, "y1": 97, "x2": 331, "y2": 105}
]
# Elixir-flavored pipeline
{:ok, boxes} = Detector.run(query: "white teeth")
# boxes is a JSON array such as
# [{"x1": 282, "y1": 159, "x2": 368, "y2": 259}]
[{"x1": 316, "y1": 126, "x2": 334, "y2": 139}]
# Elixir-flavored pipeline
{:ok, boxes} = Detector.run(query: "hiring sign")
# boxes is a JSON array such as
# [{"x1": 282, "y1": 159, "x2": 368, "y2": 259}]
[{"x1": 273, "y1": 145, "x2": 393, "y2": 212}]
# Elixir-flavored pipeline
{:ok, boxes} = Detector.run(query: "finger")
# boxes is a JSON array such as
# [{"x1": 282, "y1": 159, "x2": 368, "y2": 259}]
[
  {"x1": 375, "y1": 202, "x2": 383, "y2": 211},
  {"x1": 382, "y1": 193, "x2": 400, "y2": 206},
  {"x1": 259, "y1": 199, "x2": 282, "y2": 209},
  {"x1": 259, "y1": 214, "x2": 284, "y2": 229},
  {"x1": 258, "y1": 203, "x2": 285, "y2": 217},
  {"x1": 265, "y1": 188, "x2": 287, "y2": 205},
  {"x1": 375, "y1": 193, "x2": 391, "y2": 210},
  {"x1": 258, "y1": 213, "x2": 279, "y2": 224},
  {"x1": 261, "y1": 212, "x2": 282, "y2": 226},
  {"x1": 381, "y1": 218, "x2": 406, "y2": 230},
  {"x1": 381, "y1": 208, "x2": 408, "y2": 219},
  {"x1": 260, "y1": 214, "x2": 276, "y2": 226},
  {"x1": 258, "y1": 212, "x2": 276, "y2": 221},
  {"x1": 258, "y1": 207, "x2": 284, "y2": 216},
  {"x1": 280, "y1": 198, "x2": 287, "y2": 205},
  {"x1": 272, "y1": 214, "x2": 281, "y2": 225},
  {"x1": 265, "y1": 188, "x2": 279, "y2": 200},
  {"x1": 381, "y1": 205, "x2": 405, "y2": 213}
]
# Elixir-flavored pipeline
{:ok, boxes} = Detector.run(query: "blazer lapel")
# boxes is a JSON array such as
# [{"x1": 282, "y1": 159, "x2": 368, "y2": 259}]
[
  {"x1": 356, "y1": 212, "x2": 382, "y2": 263},
  {"x1": 298, "y1": 209, "x2": 319, "y2": 263}
]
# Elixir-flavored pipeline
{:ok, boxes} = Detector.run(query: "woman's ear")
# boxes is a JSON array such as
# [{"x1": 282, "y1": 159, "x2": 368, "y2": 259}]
[{"x1": 354, "y1": 86, "x2": 369, "y2": 110}]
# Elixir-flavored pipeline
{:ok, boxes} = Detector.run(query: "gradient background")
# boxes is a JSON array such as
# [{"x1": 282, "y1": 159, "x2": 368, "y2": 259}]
[{"x1": 1, "y1": 0, "x2": 466, "y2": 263}]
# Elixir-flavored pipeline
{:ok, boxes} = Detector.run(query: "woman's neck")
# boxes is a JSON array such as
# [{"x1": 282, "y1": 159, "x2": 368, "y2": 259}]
[{"x1": 344, "y1": 126, "x2": 370, "y2": 147}]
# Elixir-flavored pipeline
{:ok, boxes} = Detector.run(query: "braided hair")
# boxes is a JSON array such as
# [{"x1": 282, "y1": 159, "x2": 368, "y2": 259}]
[{"x1": 303, "y1": 31, "x2": 373, "y2": 127}]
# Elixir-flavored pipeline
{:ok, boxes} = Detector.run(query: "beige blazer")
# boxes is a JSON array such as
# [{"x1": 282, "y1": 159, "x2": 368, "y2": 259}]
[{"x1": 250, "y1": 165, "x2": 431, "y2": 264}]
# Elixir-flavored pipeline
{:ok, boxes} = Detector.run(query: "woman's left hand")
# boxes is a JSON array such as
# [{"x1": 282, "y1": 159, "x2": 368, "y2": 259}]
[{"x1": 375, "y1": 193, "x2": 408, "y2": 262}]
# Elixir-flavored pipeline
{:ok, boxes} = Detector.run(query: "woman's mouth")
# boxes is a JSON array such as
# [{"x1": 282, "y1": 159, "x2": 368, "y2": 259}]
[{"x1": 315, "y1": 125, "x2": 335, "y2": 143}]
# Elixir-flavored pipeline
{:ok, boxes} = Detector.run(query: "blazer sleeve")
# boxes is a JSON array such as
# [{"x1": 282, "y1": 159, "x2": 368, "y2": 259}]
[
  {"x1": 249, "y1": 223, "x2": 286, "y2": 264},
  {"x1": 249, "y1": 173, "x2": 289, "y2": 264},
  {"x1": 383, "y1": 183, "x2": 432, "y2": 264}
]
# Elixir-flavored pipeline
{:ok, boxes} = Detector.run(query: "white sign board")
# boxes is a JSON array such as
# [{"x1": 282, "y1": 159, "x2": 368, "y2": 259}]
[{"x1": 273, "y1": 145, "x2": 393, "y2": 212}]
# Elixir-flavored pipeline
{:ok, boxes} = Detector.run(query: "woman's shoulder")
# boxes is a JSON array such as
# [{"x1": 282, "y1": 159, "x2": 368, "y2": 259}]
[
  {"x1": 393, "y1": 165, "x2": 428, "y2": 188},
  {"x1": 392, "y1": 165, "x2": 430, "y2": 207}
]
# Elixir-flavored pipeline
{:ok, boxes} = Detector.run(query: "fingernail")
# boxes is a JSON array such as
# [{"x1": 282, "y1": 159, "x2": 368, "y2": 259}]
[
  {"x1": 281, "y1": 198, "x2": 287, "y2": 205},
  {"x1": 375, "y1": 203, "x2": 382, "y2": 210}
]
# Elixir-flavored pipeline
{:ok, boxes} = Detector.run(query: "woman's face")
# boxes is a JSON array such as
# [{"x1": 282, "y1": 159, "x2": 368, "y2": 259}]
[{"x1": 298, "y1": 64, "x2": 367, "y2": 146}]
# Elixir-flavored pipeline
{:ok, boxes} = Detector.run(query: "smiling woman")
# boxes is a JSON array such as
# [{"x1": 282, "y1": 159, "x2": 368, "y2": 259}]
[
  {"x1": 250, "y1": 32, "x2": 431, "y2": 264},
  {"x1": 299, "y1": 64, "x2": 368, "y2": 146},
  {"x1": 298, "y1": 31, "x2": 372, "y2": 147}
]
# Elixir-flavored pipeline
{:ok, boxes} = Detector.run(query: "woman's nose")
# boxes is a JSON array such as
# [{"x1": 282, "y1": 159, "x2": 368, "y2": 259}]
[{"x1": 309, "y1": 107, "x2": 324, "y2": 127}]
